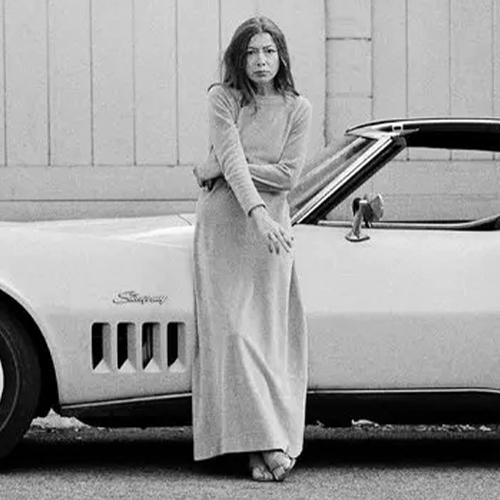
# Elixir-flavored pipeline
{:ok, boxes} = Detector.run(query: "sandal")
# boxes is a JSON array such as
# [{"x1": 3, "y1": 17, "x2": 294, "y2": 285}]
[
  {"x1": 249, "y1": 453, "x2": 274, "y2": 482},
  {"x1": 262, "y1": 450, "x2": 296, "y2": 482}
]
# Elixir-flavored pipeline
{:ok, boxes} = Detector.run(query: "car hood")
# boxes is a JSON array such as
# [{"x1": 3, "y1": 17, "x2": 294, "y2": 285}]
[{"x1": 0, "y1": 213, "x2": 196, "y2": 247}]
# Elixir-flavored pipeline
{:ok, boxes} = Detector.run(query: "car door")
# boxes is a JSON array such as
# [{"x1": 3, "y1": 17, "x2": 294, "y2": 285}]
[{"x1": 294, "y1": 222, "x2": 500, "y2": 392}]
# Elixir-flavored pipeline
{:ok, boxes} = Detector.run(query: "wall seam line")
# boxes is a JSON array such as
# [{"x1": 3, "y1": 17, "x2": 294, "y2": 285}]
[
  {"x1": 174, "y1": 0, "x2": 179, "y2": 166},
  {"x1": 369, "y1": 0, "x2": 374, "y2": 192},
  {"x1": 323, "y1": 0, "x2": 327, "y2": 144},
  {"x1": 2, "y1": 0, "x2": 6, "y2": 166},
  {"x1": 89, "y1": 0, "x2": 95, "y2": 166},
  {"x1": 218, "y1": 0, "x2": 222, "y2": 79},
  {"x1": 405, "y1": 0, "x2": 408, "y2": 120},
  {"x1": 448, "y1": 0, "x2": 452, "y2": 118},
  {"x1": 132, "y1": 0, "x2": 136, "y2": 166},
  {"x1": 491, "y1": 0, "x2": 495, "y2": 161},
  {"x1": 370, "y1": 0, "x2": 374, "y2": 118},
  {"x1": 448, "y1": 0, "x2": 452, "y2": 161},
  {"x1": 491, "y1": 0, "x2": 495, "y2": 117},
  {"x1": 46, "y1": 0, "x2": 51, "y2": 167}
]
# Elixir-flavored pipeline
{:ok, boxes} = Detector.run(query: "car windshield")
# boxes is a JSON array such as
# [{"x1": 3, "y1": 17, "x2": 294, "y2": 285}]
[{"x1": 289, "y1": 135, "x2": 375, "y2": 217}]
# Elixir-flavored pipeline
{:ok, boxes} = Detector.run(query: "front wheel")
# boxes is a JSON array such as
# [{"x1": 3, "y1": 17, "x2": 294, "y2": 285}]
[{"x1": 0, "y1": 306, "x2": 41, "y2": 460}]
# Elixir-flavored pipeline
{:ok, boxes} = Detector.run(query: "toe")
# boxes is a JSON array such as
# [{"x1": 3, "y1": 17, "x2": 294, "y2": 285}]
[
  {"x1": 261, "y1": 451, "x2": 296, "y2": 481},
  {"x1": 249, "y1": 453, "x2": 274, "y2": 482},
  {"x1": 251, "y1": 467, "x2": 273, "y2": 482}
]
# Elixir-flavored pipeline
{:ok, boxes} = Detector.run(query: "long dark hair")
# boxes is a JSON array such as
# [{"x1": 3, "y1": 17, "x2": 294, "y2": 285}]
[{"x1": 221, "y1": 16, "x2": 299, "y2": 106}]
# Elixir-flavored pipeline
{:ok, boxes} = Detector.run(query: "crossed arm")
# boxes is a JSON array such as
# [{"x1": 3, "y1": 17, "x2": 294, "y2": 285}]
[{"x1": 195, "y1": 86, "x2": 312, "y2": 209}]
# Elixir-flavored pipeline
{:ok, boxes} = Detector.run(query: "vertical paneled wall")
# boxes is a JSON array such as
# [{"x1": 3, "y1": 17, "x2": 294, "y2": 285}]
[
  {"x1": 1, "y1": 0, "x2": 498, "y2": 221},
  {"x1": 0, "y1": 0, "x2": 325, "y2": 220},
  {"x1": 327, "y1": 0, "x2": 500, "y2": 221},
  {"x1": 49, "y1": 0, "x2": 92, "y2": 166},
  {"x1": 326, "y1": 0, "x2": 371, "y2": 142},
  {"x1": 327, "y1": 0, "x2": 498, "y2": 138},
  {"x1": 6, "y1": 0, "x2": 48, "y2": 166}
]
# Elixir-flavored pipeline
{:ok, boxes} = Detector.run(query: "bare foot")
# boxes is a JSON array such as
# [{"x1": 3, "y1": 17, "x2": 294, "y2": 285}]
[
  {"x1": 261, "y1": 450, "x2": 296, "y2": 481},
  {"x1": 248, "y1": 453, "x2": 274, "y2": 482}
]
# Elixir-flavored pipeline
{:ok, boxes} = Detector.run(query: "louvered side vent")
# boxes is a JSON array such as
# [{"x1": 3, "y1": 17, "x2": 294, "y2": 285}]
[
  {"x1": 167, "y1": 322, "x2": 186, "y2": 371},
  {"x1": 117, "y1": 323, "x2": 136, "y2": 372},
  {"x1": 91, "y1": 321, "x2": 186, "y2": 373},
  {"x1": 91, "y1": 323, "x2": 112, "y2": 372},
  {"x1": 142, "y1": 322, "x2": 161, "y2": 372}
]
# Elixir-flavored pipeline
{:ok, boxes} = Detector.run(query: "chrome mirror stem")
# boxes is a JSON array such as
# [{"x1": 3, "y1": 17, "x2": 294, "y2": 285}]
[{"x1": 345, "y1": 200, "x2": 370, "y2": 242}]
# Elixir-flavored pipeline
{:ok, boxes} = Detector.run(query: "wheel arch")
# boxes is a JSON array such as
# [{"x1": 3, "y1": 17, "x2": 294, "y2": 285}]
[{"x1": 0, "y1": 289, "x2": 58, "y2": 416}]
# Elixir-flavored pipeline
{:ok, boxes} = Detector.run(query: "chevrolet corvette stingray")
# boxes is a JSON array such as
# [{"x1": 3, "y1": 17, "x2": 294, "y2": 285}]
[{"x1": 1, "y1": 118, "x2": 499, "y2": 459}]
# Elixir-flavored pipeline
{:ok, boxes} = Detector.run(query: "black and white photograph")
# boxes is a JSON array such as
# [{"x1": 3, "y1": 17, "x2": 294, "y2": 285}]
[{"x1": 1, "y1": 0, "x2": 500, "y2": 499}]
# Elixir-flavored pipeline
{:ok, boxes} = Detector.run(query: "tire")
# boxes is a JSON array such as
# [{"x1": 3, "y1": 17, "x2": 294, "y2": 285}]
[{"x1": 0, "y1": 306, "x2": 41, "y2": 461}]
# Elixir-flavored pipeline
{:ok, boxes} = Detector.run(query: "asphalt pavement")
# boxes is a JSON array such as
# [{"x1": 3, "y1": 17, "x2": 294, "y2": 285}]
[{"x1": 2, "y1": 422, "x2": 500, "y2": 499}]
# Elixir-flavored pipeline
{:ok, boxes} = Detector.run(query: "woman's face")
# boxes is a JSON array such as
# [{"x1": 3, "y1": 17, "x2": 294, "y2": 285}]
[{"x1": 245, "y1": 32, "x2": 280, "y2": 93}]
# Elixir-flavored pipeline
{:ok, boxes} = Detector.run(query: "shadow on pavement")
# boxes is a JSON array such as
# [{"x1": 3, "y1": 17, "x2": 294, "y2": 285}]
[{"x1": 4, "y1": 425, "x2": 500, "y2": 473}]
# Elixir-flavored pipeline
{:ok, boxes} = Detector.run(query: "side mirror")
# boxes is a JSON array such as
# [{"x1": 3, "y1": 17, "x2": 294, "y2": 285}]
[{"x1": 345, "y1": 194, "x2": 384, "y2": 242}]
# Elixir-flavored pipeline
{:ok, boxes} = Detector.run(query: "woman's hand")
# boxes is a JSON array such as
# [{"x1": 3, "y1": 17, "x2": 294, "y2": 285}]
[
  {"x1": 249, "y1": 205, "x2": 293, "y2": 254},
  {"x1": 193, "y1": 154, "x2": 223, "y2": 190},
  {"x1": 193, "y1": 165, "x2": 215, "y2": 191},
  {"x1": 193, "y1": 165, "x2": 204, "y2": 187}
]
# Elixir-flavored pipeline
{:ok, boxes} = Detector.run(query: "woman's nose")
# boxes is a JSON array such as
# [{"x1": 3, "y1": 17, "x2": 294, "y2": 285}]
[{"x1": 256, "y1": 51, "x2": 266, "y2": 65}]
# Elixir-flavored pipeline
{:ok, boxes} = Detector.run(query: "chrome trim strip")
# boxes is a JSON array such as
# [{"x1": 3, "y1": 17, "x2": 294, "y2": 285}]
[
  {"x1": 308, "y1": 387, "x2": 500, "y2": 396},
  {"x1": 311, "y1": 137, "x2": 369, "y2": 168},
  {"x1": 318, "y1": 214, "x2": 500, "y2": 231},
  {"x1": 348, "y1": 117, "x2": 500, "y2": 135},
  {"x1": 292, "y1": 136, "x2": 395, "y2": 225},
  {"x1": 62, "y1": 387, "x2": 500, "y2": 413},
  {"x1": 61, "y1": 392, "x2": 192, "y2": 411},
  {"x1": 348, "y1": 130, "x2": 402, "y2": 140}
]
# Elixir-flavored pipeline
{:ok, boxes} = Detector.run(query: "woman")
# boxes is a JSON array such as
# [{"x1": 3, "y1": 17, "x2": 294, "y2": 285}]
[{"x1": 193, "y1": 16, "x2": 311, "y2": 482}]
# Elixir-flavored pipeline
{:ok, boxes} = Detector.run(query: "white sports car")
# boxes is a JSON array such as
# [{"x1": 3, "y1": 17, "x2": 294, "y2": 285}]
[{"x1": 1, "y1": 118, "x2": 499, "y2": 460}]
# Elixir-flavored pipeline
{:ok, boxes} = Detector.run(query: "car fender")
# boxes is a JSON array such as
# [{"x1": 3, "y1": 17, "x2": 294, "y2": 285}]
[{"x1": 0, "y1": 224, "x2": 196, "y2": 405}]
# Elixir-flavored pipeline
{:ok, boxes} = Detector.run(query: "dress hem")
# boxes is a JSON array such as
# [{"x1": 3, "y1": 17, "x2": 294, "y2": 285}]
[{"x1": 194, "y1": 440, "x2": 303, "y2": 462}]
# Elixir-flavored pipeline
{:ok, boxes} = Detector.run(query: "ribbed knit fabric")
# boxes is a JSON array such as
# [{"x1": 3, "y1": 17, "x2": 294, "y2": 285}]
[{"x1": 192, "y1": 84, "x2": 311, "y2": 461}]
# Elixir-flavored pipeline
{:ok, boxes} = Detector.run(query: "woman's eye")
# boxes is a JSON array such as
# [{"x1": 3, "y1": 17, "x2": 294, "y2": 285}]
[{"x1": 246, "y1": 48, "x2": 276, "y2": 57}]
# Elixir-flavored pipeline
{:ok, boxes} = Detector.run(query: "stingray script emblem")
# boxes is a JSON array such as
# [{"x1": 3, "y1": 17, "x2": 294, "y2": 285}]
[{"x1": 113, "y1": 290, "x2": 168, "y2": 305}]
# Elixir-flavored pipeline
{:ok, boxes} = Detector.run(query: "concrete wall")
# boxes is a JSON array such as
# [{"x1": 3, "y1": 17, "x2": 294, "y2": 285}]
[
  {"x1": 327, "y1": 0, "x2": 500, "y2": 220},
  {"x1": 0, "y1": 0, "x2": 498, "y2": 221},
  {"x1": 0, "y1": 0, "x2": 325, "y2": 220}
]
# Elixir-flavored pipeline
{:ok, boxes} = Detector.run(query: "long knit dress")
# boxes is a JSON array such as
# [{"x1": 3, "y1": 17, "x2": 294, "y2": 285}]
[{"x1": 192, "y1": 84, "x2": 312, "y2": 461}]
